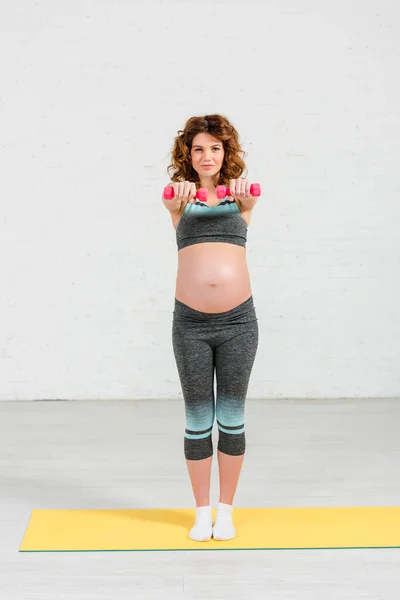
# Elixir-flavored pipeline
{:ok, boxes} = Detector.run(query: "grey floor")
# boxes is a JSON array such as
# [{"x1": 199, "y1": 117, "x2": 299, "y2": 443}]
[{"x1": 1, "y1": 398, "x2": 399, "y2": 599}]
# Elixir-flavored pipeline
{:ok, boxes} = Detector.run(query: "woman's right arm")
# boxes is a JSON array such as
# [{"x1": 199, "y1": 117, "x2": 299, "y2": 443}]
[{"x1": 161, "y1": 181, "x2": 196, "y2": 227}]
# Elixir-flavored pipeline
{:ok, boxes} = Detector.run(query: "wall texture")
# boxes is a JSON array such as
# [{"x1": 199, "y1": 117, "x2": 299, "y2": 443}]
[{"x1": 1, "y1": 0, "x2": 399, "y2": 400}]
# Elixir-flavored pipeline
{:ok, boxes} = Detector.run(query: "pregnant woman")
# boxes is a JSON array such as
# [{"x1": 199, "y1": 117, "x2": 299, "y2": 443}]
[{"x1": 162, "y1": 114, "x2": 260, "y2": 542}]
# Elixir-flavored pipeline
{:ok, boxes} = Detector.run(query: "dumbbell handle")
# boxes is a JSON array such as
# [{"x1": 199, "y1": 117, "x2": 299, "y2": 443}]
[
  {"x1": 216, "y1": 182, "x2": 261, "y2": 199},
  {"x1": 163, "y1": 186, "x2": 208, "y2": 202}
]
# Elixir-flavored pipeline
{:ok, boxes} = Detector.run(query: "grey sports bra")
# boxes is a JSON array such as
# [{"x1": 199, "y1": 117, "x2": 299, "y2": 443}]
[{"x1": 176, "y1": 196, "x2": 248, "y2": 251}]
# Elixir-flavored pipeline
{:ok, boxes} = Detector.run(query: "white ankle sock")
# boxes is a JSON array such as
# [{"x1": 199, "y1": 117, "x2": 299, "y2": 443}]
[
  {"x1": 188, "y1": 505, "x2": 212, "y2": 542},
  {"x1": 212, "y1": 502, "x2": 236, "y2": 540}
]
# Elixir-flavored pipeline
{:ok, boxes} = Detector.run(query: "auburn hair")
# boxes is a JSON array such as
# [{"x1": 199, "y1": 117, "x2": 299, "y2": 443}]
[{"x1": 167, "y1": 114, "x2": 247, "y2": 188}]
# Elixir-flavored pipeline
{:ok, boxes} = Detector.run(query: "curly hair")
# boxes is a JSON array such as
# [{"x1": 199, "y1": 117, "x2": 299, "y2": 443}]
[{"x1": 167, "y1": 114, "x2": 247, "y2": 188}]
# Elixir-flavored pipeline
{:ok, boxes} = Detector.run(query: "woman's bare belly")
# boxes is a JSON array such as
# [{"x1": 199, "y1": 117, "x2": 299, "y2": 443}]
[{"x1": 175, "y1": 242, "x2": 252, "y2": 313}]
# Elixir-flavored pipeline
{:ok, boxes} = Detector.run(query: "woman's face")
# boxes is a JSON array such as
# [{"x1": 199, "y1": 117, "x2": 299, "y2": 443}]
[{"x1": 190, "y1": 132, "x2": 225, "y2": 180}]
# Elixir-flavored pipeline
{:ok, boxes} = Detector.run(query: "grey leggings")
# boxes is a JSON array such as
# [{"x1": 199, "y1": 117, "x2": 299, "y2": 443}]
[{"x1": 172, "y1": 296, "x2": 259, "y2": 461}]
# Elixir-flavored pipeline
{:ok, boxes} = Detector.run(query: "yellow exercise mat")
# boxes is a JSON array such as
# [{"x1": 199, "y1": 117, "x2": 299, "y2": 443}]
[{"x1": 19, "y1": 506, "x2": 400, "y2": 552}]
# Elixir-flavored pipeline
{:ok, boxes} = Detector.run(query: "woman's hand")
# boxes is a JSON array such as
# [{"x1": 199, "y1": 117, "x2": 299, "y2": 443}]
[
  {"x1": 229, "y1": 178, "x2": 259, "y2": 210},
  {"x1": 161, "y1": 181, "x2": 197, "y2": 214}
]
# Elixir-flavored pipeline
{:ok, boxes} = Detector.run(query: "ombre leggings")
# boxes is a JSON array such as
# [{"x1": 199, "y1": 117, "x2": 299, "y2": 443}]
[{"x1": 172, "y1": 296, "x2": 259, "y2": 461}]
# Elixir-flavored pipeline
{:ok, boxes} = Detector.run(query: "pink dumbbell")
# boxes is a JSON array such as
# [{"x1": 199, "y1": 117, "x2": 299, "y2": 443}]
[
  {"x1": 163, "y1": 185, "x2": 208, "y2": 202},
  {"x1": 216, "y1": 183, "x2": 261, "y2": 199}
]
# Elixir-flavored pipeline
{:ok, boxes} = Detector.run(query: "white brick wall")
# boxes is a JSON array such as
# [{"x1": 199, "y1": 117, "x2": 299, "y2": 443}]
[{"x1": 1, "y1": 0, "x2": 399, "y2": 400}]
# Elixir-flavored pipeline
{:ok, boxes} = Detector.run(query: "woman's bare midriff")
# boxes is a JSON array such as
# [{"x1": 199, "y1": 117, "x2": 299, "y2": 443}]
[{"x1": 175, "y1": 242, "x2": 252, "y2": 313}]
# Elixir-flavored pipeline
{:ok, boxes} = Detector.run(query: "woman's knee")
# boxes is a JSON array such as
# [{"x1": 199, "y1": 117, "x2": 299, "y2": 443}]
[
  {"x1": 215, "y1": 393, "x2": 246, "y2": 454},
  {"x1": 217, "y1": 429, "x2": 246, "y2": 456},
  {"x1": 184, "y1": 432, "x2": 213, "y2": 460},
  {"x1": 184, "y1": 401, "x2": 215, "y2": 460}
]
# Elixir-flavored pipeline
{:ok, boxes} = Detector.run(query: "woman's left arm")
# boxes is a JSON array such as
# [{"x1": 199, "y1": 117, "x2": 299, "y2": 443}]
[{"x1": 229, "y1": 178, "x2": 260, "y2": 211}]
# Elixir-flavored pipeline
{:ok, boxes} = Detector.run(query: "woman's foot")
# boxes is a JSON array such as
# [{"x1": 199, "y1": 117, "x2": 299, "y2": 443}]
[
  {"x1": 188, "y1": 505, "x2": 212, "y2": 541},
  {"x1": 212, "y1": 502, "x2": 236, "y2": 540}
]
